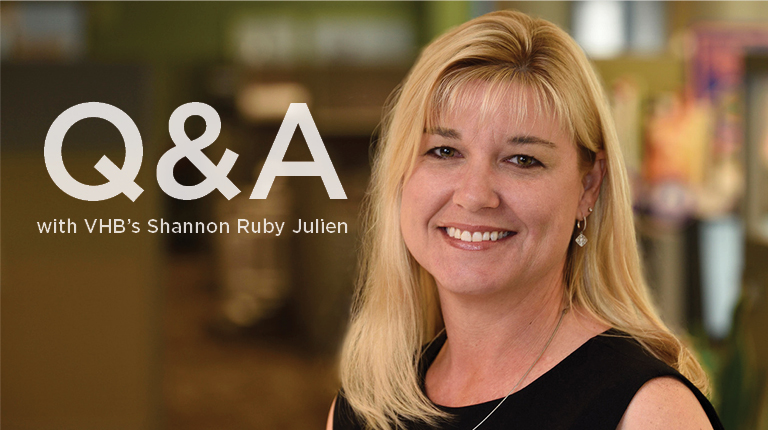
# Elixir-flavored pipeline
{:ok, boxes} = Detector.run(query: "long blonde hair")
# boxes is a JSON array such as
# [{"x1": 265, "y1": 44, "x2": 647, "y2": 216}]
[{"x1": 340, "y1": 10, "x2": 709, "y2": 430}]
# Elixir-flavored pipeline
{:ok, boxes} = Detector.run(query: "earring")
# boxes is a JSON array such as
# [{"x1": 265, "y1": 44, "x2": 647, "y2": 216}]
[{"x1": 575, "y1": 208, "x2": 592, "y2": 247}]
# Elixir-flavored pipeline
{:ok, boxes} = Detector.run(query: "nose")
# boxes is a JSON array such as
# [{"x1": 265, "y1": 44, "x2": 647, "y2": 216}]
[{"x1": 452, "y1": 162, "x2": 500, "y2": 211}]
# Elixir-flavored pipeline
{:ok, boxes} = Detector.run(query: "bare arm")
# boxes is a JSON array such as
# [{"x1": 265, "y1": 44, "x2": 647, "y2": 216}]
[
  {"x1": 617, "y1": 377, "x2": 713, "y2": 430},
  {"x1": 326, "y1": 396, "x2": 337, "y2": 430}
]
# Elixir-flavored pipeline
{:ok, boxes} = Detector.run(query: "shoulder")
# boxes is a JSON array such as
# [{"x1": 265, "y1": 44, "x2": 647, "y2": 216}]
[
  {"x1": 617, "y1": 376, "x2": 713, "y2": 430},
  {"x1": 326, "y1": 396, "x2": 336, "y2": 430},
  {"x1": 328, "y1": 390, "x2": 366, "y2": 430},
  {"x1": 563, "y1": 329, "x2": 722, "y2": 429}
]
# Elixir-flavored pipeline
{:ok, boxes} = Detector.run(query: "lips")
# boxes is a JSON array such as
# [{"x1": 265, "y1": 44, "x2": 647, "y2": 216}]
[{"x1": 442, "y1": 226, "x2": 514, "y2": 243}]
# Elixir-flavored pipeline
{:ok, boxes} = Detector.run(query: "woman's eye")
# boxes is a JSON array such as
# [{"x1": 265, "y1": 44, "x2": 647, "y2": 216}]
[
  {"x1": 428, "y1": 146, "x2": 460, "y2": 158},
  {"x1": 509, "y1": 154, "x2": 541, "y2": 167}
]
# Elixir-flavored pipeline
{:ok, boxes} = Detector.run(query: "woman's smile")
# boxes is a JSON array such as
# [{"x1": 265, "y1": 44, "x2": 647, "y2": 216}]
[
  {"x1": 437, "y1": 224, "x2": 517, "y2": 251},
  {"x1": 442, "y1": 225, "x2": 515, "y2": 243}
]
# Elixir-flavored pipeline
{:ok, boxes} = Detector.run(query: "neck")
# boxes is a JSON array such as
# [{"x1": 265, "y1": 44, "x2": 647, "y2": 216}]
[{"x1": 435, "y1": 271, "x2": 567, "y2": 382}]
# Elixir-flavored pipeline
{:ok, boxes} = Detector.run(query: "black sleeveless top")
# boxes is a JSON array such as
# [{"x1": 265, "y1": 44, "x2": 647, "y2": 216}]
[{"x1": 333, "y1": 329, "x2": 724, "y2": 429}]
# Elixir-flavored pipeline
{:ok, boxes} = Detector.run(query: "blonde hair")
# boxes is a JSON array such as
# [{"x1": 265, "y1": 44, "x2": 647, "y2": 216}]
[{"x1": 340, "y1": 10, "x2": 709, "y2": 430}]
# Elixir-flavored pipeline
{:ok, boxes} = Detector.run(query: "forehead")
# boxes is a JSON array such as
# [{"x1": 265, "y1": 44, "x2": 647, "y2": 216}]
[{"x1": 427, "y1": 82, "x2": 572, "y2": 145}]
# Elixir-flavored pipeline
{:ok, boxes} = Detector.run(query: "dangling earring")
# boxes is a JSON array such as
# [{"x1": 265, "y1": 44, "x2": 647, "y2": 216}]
[{"x1": 575, "y1": 208, "x2": 592, "y2": 247}]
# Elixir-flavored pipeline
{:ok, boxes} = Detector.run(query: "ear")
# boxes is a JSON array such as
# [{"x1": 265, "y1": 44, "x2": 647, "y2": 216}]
[{"x1": 578, "y1": 150, "x2": 606, "y2": 218}]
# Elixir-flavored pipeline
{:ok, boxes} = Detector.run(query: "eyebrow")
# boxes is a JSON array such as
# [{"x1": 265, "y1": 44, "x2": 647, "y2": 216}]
[
  {"x1": 426, "y1": 127, "x2": 557, "y2": 148},
  {"x1": 508, "y1": 135, "x2": 557, "y2": 148},
  {"x1": 426, "y1": 127, "x2": 460, "y2": 139}
]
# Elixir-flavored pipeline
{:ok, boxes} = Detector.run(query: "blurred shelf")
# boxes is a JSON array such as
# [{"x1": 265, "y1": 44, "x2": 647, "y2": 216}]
[{"x1": 210, "y1": 65, "x2": 410, "y2": 136}]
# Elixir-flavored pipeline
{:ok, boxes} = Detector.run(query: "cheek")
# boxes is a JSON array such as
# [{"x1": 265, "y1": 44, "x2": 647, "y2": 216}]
[
  {"x1": 399, "y1": 173, "x2": 429, "y2": 249},
  {"x1": 519, "y1": 179, "x2": 582, "y2": 241},
  {"x1": 401, "y1": 168, "x2": 443, "y2": 219},
  {"x1": 399, "y1": 184, "x2": 418, "y2": 246},
  {"x1": 400, "y1": 168, "x2": 450, "y2": 248}
]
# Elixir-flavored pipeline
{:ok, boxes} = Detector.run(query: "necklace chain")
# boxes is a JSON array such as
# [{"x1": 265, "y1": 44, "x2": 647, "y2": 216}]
[
  {"x1": 471, "y1": 308, "x2": 567, "y2": 429},
  {"x1": 426, "y1": 308, "x2": 568, "y2": 430}
]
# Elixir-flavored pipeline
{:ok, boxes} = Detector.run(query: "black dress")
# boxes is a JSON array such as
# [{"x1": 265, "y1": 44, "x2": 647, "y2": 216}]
[{"x1": 333, "y1": 329, "x2": 724, "y2": 429}]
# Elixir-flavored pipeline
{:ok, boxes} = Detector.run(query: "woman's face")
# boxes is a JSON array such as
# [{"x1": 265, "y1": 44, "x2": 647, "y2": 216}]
[{"x1": 400, "y1": 83, "x2": 601, "y2": 297}]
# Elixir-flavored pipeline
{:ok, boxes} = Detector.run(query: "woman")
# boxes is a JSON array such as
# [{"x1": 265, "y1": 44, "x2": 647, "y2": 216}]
[{"x1": 328, "y1": 10, "x2": 723, "y2": 430}]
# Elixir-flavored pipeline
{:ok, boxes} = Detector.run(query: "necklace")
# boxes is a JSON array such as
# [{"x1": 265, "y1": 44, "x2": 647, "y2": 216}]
[
  {"x1": 428, "y1": 308, "x2": 568, "y2": 430},
  {"x1": 471, "y1": 308, "x2": 567, "y2": 429}
]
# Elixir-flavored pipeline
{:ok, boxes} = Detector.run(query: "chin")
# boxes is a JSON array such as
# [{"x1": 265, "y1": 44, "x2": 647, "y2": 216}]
[{"x1": 432, "y1": 273, "x2": 511, "y2": 297}]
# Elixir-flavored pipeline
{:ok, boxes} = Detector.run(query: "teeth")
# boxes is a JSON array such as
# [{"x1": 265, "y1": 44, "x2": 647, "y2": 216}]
[{"x1": 445, "y1": 227, "x2": 510, "y2": 243}]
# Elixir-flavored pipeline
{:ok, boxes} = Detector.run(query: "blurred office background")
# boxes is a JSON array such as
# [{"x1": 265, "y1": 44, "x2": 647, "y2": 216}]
[{"x1": 2, "y1": 1, "x2": 768, "y2": 429}]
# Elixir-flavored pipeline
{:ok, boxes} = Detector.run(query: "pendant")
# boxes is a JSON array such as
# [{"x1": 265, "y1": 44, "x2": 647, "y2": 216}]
[{"x1": 575, "y1": 233, "x2": 587, "y2": 247}]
